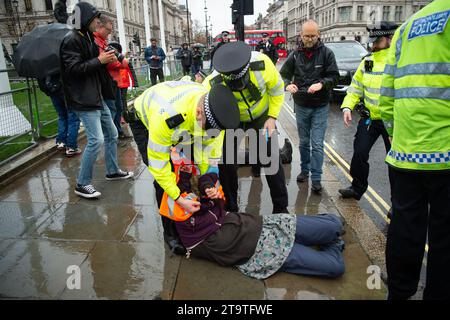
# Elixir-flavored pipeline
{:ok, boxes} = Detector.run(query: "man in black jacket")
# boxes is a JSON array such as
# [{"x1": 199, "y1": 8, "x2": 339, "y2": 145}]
[
  {"x1": 280, "y1": 20, "x2": 338, "y2": 193},
  {"x1": 176, "y1": 43, "x2": 192, "y2": 76},
  {"x1": 54, "y1": 0, "x2": 68, "y2": 24},
  {"x1": 60, "y1": 2, "x2": 133, "y2": 199},
  {"x1": 255, "y1": 32, "x2": 278, "y2": 65}
]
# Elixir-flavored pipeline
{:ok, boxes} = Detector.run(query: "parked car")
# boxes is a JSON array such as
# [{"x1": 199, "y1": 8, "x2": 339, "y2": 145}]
[{"x1": 324, "y1": 40, "x2": 368, "y2": 98}]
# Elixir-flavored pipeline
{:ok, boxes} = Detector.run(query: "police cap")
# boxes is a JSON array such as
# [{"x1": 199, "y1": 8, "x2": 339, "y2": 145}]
[
  {"x1": 262, "y1": 32, "x2": 269, "y2": 37},
  {"x1": 204, "y1": 84, "x2": 240, "y2": 130},
  {"x1": 221, "y1": 31, "x2": 230, "y2": 36},
  {"x1": 367, "y1": 21, "x2": 398, "y2": 43},
  {"x1": 212, "y1": 41, "x2": 252, "y2": 79}
]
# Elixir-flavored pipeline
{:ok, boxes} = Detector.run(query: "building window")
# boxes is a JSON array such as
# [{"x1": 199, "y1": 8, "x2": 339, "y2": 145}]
[
  {"x1": 357, "y1": 6, "x2": 364, "y2": 21},
  {"x1": 338, "y1": 6, "x2": 352, "y2": 23},
  {"x1": 383, "y1": 6, "x2": 390, "y2": 21},
  {"x1": 24, "y1": 0, "x2": 32, "y2": 11},
  {"x1": 395, "y1": 6, "x2": 403, "y2": 21},
  {"x1": 45, "y1": 0, "x2": 53, "y2": 11}
]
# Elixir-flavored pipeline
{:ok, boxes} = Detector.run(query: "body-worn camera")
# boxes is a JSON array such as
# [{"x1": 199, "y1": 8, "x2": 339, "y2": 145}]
[
  {"x1": 355, "y1": 102, "x2": 370, "y2": 118},
  {"x1": 105, "y1": 45, "x2": 125, "y2": 63}
]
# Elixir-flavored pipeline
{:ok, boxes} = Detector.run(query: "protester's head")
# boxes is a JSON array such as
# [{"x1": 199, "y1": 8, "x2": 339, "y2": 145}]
[
  {"x1": 367, "y1": 21, "x2": 398, "y2": 51},
  {"x1": 75, "y1": 2, "x2": 101, "y2": 32},
  {"x1": 196, "y1": 84, "x2": 240, "y2": 131},
  {"x1": 151, "y1": 38, "x2": 157, "y2": 47},
  {"x1": 182, "y1": 42, "x2": 188, "y2": 49},
  {"x1": 97, "y1": 15, "x2": 113, "y2": 40},
  {"x1": 300, "y1": 19, "x2": 320, "y2": 48}
]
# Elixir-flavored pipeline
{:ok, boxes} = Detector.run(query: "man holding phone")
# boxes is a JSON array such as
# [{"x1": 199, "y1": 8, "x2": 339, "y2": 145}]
[{"x1": 144, "y1": 38, "x2": 166, "y2": 86}]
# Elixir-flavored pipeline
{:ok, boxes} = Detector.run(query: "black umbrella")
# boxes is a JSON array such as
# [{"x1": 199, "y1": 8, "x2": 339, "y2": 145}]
[{"x1": 12, "y1": 23, "x2": 73, "y2": 78}]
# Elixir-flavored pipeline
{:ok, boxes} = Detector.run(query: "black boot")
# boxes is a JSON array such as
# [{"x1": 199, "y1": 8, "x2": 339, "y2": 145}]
[
  {"x1": 280, "y1": 138, "x2": 293, "y2": 164},
  {"x1": 164, "y1": 234, "x2": 187, "y2": 256},
  {"x1": 338, "y1": 186, "x2": 362, "y2": 200}
]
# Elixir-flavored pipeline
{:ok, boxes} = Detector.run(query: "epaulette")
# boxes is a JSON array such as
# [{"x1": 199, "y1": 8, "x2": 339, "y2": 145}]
[{"x1": 250, "y1": 60, "x2": 265, "y2": 71}]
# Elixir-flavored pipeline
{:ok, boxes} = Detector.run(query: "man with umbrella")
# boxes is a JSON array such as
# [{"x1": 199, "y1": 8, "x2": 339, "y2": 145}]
[{"x1": 60, "y1": 1, "x2": 133, "y2": 198}]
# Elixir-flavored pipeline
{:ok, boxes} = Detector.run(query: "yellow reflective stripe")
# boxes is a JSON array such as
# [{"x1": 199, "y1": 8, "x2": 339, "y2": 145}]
[
  {"x1": 394, "y1": 87, "x2": 450, "y2": 100},
  {"x1": 168, "y1": 87, "x2": 205, "y2": 104},
  {"x1": 251, "y1": 99, "x2": 270, "y2": 118},
  {"x1": 167, "y1": 196, "x2": 175, "y2": 217},
  {"x1": 348, "y1": 86, "x2": 363, "y2": 95},
  {"x1": 365, "y1": 87, "x2": 381, "y2": 95},
  {"x1": 352, "y1": 78, "x2": 364, "y2": 88},
  {"x1": 269, "y1": 79, "x2": 284, "y2": 96},
  {"x1": 253, "y1": 71, "x2": 266, "y2": 93}
]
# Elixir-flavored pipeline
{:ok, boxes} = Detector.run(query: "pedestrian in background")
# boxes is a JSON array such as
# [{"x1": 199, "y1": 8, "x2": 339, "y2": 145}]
[
  {"x1": 144, "y1": 38, "x2": 166, "y2": 86},
  {"x1": 280, "y1": 20, "x2": 339, "y2": 194},
  {"x1": 338, "y1": 21, "x2": 398, "y2": 219},
  {"x1": 255, "y1": 32, "x2": 278, "y2": 65},
  {"x1": 379, "y1": 0, "x2": 450, "y2": 300},
  {"x1": 60, "y1": 2, "x2": 133, "y2": 199},
  {"x1": 37, "y1": 73, "x2": 81, "y2": 157},
  {"x1": 176, "y1": 42, "x2": 192, "y2": 76},
  {"x1": 191, "y1": 45, "x2": 203, "y2": 76},
  {"x1": 94, "y1": 15, "x2": 129, "y2": 139}
]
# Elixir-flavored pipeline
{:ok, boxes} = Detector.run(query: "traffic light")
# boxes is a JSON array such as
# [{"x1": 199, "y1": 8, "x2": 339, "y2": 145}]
[
  {"x1": 132, "y1": 33, "x2": 140, "y2": 47},
  {"x1": 231, "y1": 0, "x2": 253, "y2": 24}
]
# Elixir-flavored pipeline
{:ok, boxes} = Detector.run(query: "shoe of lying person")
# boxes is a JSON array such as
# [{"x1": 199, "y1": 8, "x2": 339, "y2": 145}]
[
  {"x1": 106, "y1": 169, "x2": 134, "y2": 181},
  {"x1": 280, "y1": 138, "x2": 293, "y2": 164},
  {"x1": 164, "y1": 234, "x2": 187, "y2": 256},
  {"x1": 75, "y1": 184, "x2": 101, "y2": 199}
]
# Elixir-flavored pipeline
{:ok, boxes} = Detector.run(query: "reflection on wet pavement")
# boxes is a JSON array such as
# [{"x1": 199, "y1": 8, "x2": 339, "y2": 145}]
[{"x1": 0, "y1": 121, "x2": 387, "y2": 300}]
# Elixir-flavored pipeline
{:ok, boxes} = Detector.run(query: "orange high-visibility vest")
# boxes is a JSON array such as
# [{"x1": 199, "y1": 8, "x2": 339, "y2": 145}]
[{"x1": 159, "y1": 148, "x2": 224, "y2": 222}]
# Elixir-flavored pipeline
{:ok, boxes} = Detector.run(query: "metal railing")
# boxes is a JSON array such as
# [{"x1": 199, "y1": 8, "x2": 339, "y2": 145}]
[{"x1": 0, "y1": 59, "x2": 184, "y2": 166}]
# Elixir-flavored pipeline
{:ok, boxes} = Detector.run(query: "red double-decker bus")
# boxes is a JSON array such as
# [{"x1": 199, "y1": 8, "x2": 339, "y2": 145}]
[{"x1": 213, "y1": 29, "x2": 288, "y2": 59}]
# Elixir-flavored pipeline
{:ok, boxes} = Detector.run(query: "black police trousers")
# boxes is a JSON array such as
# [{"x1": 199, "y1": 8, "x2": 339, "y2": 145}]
[
  {"x1": 219, "y1": 114, "x2": 288, "y2": 213},
  {"x1": 386, "y1": 169, "x2": 450, "y2": 300},
  {"x1": 128, "y1": 120, "x2": 180, "y2": 243},
  {"x1": 350, "y1": 118, "x2": 392, "y2": 198}
]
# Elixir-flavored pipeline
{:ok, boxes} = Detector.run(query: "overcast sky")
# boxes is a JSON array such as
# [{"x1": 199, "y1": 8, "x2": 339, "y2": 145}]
[{"x1": 180, "y1": 0, "x2": 271, "y2": 36}]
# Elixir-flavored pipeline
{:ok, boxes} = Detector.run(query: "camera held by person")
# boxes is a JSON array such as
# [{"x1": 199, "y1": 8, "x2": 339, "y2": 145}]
[{"x1": 105, "y1": 44, "x2": 125, "y2": 63}]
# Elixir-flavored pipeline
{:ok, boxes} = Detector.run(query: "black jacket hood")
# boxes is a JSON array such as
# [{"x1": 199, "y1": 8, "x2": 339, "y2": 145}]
[{"x1": 75, "y1": 2, "x2": 100, "y2": 32}]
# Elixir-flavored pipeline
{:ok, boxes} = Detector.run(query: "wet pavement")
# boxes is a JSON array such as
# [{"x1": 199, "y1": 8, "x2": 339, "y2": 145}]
[{"x1": 0, "y1": 113, "x2": 390, "y2": 300}]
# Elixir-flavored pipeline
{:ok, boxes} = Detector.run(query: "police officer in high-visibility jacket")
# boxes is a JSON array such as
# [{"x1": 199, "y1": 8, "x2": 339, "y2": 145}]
[
  {"x1": 338, "y1": 22, "x2": 398, "y2": 213},
  {"x1": 132, "y1": 81, "x2": 240, "y2": 254},
  {"x1": 203, "y1": 41, "x2": 288, "y2": 213},
  {"x1": 379, "y1": 0, "x2": 450, "y2": 300}
]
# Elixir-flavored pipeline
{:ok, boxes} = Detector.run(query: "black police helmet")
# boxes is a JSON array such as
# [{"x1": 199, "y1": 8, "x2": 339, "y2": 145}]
[{"x1": 204, "y1": 84, "x2": 240, "y2": 130}]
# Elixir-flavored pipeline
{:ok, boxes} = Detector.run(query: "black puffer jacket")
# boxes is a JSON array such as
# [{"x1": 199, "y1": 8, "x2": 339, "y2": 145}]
[
  {"x1": 280, "y1": 41, "x2": 339, "y2": 108},
  {"x1": 60, "y1": 2, "x2": 103, "y2": 111}
]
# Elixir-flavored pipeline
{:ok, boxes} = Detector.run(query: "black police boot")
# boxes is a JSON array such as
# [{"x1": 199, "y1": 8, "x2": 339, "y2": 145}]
[
  {"x1": 338, "y1": 186, "x2": 361, "y2": 200},
  {"x1": 280, "y1": 138, "x2": 293, "y2": 164},
  {"x1": 164, "y1": 234, "x2": 186, "y2": 256}
]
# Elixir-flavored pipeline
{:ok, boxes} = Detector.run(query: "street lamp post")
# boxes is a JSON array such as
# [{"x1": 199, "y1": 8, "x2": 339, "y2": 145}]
[
  {"x1": 204, "y1": 0, "x2": 208, "y2": 47},
  {"x1": 12, "y1": 0, "x2": 23, "y2": 39},
  {"x1": 186, "y1": 0, "x2": 191, "y2": 46}
]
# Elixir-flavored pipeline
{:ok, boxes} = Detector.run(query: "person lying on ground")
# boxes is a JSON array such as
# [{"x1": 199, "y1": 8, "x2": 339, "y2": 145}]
[{"x1": 172, "y1": 166, "x2": 346, "y2": 279}]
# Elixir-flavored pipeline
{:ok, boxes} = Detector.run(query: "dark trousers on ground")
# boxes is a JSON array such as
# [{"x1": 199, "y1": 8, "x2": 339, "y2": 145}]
[
  {"x1": 150, "y1": 67, "x2": 165, "y2": 86},
  {"x1": 128, "y1": 120, "x2": 180, "y2": 242},
  {"x1": 386, "y1": 169, "x2": 450, "y2": 300},
  {"x1": 219, "y1": 114, "x2": 288, "y2": 213},
  {"x1": 350, "y1": 118, "x2": 392, "y2": 198}
]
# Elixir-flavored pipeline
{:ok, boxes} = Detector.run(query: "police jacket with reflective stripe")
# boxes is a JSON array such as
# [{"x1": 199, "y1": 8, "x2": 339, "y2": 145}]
[
  {"x1": 341, "y1": 49, "x2": 389, "y2": 120},
  {"x1": 379, "y1": 0, "x2": 450, "y2": 171},
  {"x1": 203, "y1": 52, "x2": 285, "y2": 122},
  {"x1": 280, "y1": 41, "x2": 339, "y2": 108},
  {"x1": 134, "y1": 81, "x2": 225, "y2": 199}
]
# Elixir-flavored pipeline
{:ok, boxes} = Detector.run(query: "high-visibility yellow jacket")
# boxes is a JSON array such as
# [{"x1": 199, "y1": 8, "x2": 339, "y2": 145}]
[
  {"x1": 203, "y1": 51, "x2": 285, "y2": 122},
  {"x1": 134, "y1": 81, "x2": 225, "y2": 200},
  {"x1": 379, "y1": 0, "x2": 450, "y2": 171},
  {"x1": 341, "y1": 49, "x2": 389, "y2": 120}
]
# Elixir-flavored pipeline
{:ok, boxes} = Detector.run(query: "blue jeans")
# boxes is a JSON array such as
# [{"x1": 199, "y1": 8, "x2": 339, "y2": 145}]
[
  {"x1": 50, "y1": 94, "x2": 80, "y2": 149},
  {"x1": 295, "y1": 104, "x2": 329, "y2": 181},
  {"x1": 104, "y1": 89, "x2": 123, "y2": 135},
  {"x1": 280, "y1": 214, "x2": 345, "y2": 278},
  {"x1": 74, "y1": 102, "x2": 120, "y2": 186}
]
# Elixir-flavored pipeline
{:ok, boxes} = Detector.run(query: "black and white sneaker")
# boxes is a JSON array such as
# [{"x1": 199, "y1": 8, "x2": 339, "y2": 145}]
[
  {"x1": 106, "y1": 169, "x2": 134, "y2": 181},
  {"x1": 75, "y1": 184, "x2": 101, "y2": 198}
]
